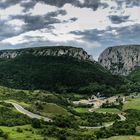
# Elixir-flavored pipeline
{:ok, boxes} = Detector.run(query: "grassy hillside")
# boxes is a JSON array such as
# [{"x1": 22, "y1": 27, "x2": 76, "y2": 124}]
[
  {"x1": 0, "y1": 50, "x2": 123, "y2": 94},
  {"x1": 30, "y1": 103, "x2": 70, "y2": 118}
]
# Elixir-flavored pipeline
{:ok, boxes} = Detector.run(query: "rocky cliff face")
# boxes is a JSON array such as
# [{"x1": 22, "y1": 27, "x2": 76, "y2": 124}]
[
  {"x1": 0, "y1": 46, "x2": 93, "y2": 61},
  {"x1": 98, "y1": 45, "x2": 140, "y2": 76}
]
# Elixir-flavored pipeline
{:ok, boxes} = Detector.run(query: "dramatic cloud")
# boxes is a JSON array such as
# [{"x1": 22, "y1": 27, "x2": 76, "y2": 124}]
[
  {"x1": 0, "y1": 0, "x2": 139, "y2": 60},
  {"x1": 109, "y1": 15, "x2": 130, "y2": 24}
]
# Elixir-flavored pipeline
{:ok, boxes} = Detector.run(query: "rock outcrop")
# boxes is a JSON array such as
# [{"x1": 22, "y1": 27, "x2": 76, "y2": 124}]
[
  {"x1": 98, "y1": 45, "x2": 140, "y2": 76},
  {"x1": 0, "y1": 46, "x2": 93, "y2": 61}
]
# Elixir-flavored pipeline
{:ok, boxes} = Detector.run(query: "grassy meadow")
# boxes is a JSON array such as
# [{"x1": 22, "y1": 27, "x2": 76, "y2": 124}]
[{"x1": 123, "y1": 97, "x2": 140, "y2": 110}]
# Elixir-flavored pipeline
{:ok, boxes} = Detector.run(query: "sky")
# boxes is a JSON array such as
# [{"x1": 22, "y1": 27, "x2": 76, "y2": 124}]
[{"x1": 0, "y1": 0, "x2": 140, "y2": 60}]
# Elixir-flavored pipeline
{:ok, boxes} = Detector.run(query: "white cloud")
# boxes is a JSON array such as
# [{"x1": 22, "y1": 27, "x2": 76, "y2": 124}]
[
  {"x1": 124, "y1": 6, "x2": 140, "y2": 23},
  {"x1": 0, "y1": 4, "x2": 24, "y2": 20},
  {"x1": 1, "y1": 28, "x2": 83, "y2": 45},
  {"x1": 7, "y1": 19, "x2": 25, "y2": 31},
  {"x1": 7, "y1": 19, "x2": 25, "y2": 26},
  {"x1": 56, "y1": 4, "x2": 111, "y2": 31},
  {"x1": 29, "y1": 2, "x2": 58, "y2": 16},
  {"x1": 79, "y1": 0, "x2": 85, "y2": 4}
]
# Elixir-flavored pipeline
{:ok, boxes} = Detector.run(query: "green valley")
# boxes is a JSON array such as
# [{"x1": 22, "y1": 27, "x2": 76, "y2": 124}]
[{"x1": 0, "y1": 46, "x2": 139, "y2": 140}]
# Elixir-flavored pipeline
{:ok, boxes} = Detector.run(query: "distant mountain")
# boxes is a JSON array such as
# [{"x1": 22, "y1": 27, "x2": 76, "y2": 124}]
[
  {"x1": 0, "y1": 46, "x2": 122, "y2": 93},
  {"x1": 98, "y1": 45, "x2": 140, "y2": 76}
]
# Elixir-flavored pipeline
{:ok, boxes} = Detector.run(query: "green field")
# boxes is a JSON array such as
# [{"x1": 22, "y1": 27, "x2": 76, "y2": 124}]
[
  {"x1": 0, "y1": 125, "x2": 56, "y2": 140},
  {"x1": 41, "y1": 103, "x2": 70, "y2": 117},
  {"x1": 96, "y1": 108, "x2": 120, "y2": 114},
  {"x1": 123, "y1": 98, "x2": 140, "y2": 110},
  {"x1": 73, "y1": 107, "x2": 89, "y2": 113},
  {"x1": 102, "y1": 135, "x2": 140, "y2": 140}
]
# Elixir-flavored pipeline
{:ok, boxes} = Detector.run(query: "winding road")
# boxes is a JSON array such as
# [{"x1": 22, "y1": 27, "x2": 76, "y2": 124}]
[
  {"x1": 79, "y1": 122, "x2": 114, "y2": 129},
  {"x1": 118, "y1": 114, "x2": 126, "y2": 121},
  {"x1": 80, "y1": 109, "x2": 126, "y2": 129},
  {"x1": 6, "y1": 101, "x2": 126, "y2": 129},
  {"x1": 6, "y1": 101, "x2": 52, "y2": 122},
  {"x1": 80, "y1": 114, "x2": 126, "y2": 129}
]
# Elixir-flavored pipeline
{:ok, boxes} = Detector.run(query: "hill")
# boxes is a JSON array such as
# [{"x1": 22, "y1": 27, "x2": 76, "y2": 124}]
[
  {"x1": 98, "y1": 45, "x2": 140, "y2": 76},
  {"x1": 0, "y1": 46, "x2": 122, "y2": 94}
]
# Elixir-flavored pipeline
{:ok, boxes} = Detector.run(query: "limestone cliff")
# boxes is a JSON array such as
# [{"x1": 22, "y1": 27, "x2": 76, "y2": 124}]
[
  {"x1": 0, "y1": 46, "x2": 93, "y2": 61},
  {"x1": 98, "y1": 45, "x2": 140, "y2": 76}
]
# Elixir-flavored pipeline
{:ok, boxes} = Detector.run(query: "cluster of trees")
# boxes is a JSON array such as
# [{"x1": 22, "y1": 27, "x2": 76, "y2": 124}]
[
  {"x1": 96, "y1": 121, "x2": 136, "y2": 139},
  {"x1": 40, "y1": 126, "x2": 68, "y2": 140},
  {"x1": 30, "y1": 115, "x2": 96, "y2": 139},
  {"x1": 96, "y1": 109, "x2": 140, "y2": 139},
  {"x1": 79, "y1": 83, "x2": 117, "y2": 97},
  {"x1": 101, "y1": 100, "x2": 123, "y2": 110},
  {"x1": 31, "y1": 118, "x2": 42, "y2": 128},
  {"x1": 0, "y1": 104, "x2": 31, "y2": 126},
  {"x1": 125, "y1": 109, "x2": 140, "y2": 125},
  {"x1": 77, "y1": 112, "x2": 119, "y2": 127},
  {"x1": 39, "y1": 125, "x2": 97, "y2": 140},
  {"x1": 0, "y1": 88, "x2": 35, "y2": 103},
  {"x1": 119, "y1": 82, "x2": 140, "y2": 94},
  {"x1": 53, "y1": 115, "x2": 78, "y2": 128},
  {"x1": 0, "y1": 129, "x2": 8, "y2": 139},
  {"x1": 52, "y1": 109, "x2": 119, "y2": 128}
]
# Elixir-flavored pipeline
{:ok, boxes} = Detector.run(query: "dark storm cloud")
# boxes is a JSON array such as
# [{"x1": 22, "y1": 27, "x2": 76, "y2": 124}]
[
  {"x1": 80, "y1": 0, "x2": 108, "y2": 10},
  {"x1": 0, "y1": 21, "x2": 20, "y2": 41},
  {"x1": 0, "y1": 10, "x2": 66, "y2": 41},
  {"x1": 0, "y1": 0, "x2": 70, "y2": 42},
  {"x1": 71, "y1": 24, "x2": 140, "y2": 47},
  {"x1": 39, "y1": 0, "x2": 78, "y2": 7},
  {"x1": 39, "y1": 0, "x2": 108, "y2": 10},
  {"x1": 115, "y1": 0, "x2": 140, "y2": 7},
  {"x1": 0, "y1": 0, "x2": 139, "y2": 12},
  {"x1": 20, "y1": 1, "x2": 37, "y2": 12},
  {"x1": 114, "y1": 24, "x2": 140, "y2": 43},
  {"x1": 0, "y1": 0, "x2": 19, "y2": 9},
  {"x1": 0, "y1": 0, "x2": 107, "y2": 10},
  {"x1": 109, "y1": 15, "x2": 130, "y2": 24},
  {"x1": 0, "y1": 4, "x2": 66, "y2": 41},
  {"x1": 23, "y1": 15, "x2": 60, "y2": 31},
  {"x1": 71, "y1": 29, "x2": 101, "y2": 42},
  {"x1": 11, "y1": 9, "x2": 66, "y2": 32},
  {"x1": 70, "y1": 17, "x2": 78, "y2": 22}
]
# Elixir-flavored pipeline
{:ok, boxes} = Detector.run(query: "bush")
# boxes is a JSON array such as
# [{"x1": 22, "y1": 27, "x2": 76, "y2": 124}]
[
  {"x1": 16, "y1": 128, "x2": 23, "y2": 133},
  {"x1": 53, "y1": 115, "x2": 78, "y2": 128},
  {"x1": 31, "y1": 118, "x2": 41, "y2": 128}
]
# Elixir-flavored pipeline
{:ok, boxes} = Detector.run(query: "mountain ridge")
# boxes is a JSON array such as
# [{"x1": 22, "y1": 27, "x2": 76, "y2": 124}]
[
  {"x1": 0, "y1": 46, "x2": 94, "y2": 62},
  {"x1": 98, "y1": 45, "x2": 140, "y2": 76}
]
